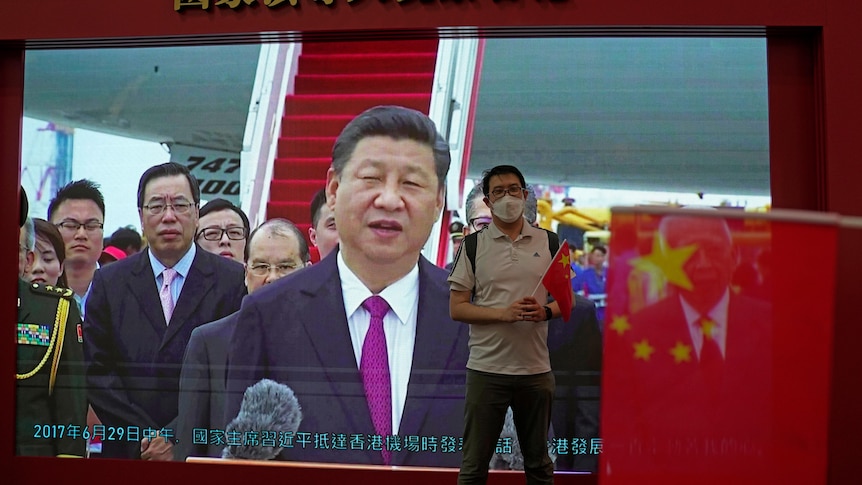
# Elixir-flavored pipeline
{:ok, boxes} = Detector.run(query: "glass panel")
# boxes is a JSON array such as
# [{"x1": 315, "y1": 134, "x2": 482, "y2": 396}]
[{"x1": 17, "y1": 35, "x2": 769, "y2": 474}]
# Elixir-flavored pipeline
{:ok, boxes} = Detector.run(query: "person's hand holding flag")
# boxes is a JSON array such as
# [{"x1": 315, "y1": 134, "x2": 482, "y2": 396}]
[{"x1": 534, "y1": 239, "x2": 574, "y2": 321}]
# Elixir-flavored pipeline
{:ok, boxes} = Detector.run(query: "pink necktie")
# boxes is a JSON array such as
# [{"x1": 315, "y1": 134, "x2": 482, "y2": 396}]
[
  {"x1": 361, "y1": 295, "x2": 392, "y2": 465},
  {"x1": 160, "y1": 268, "x2": 177, "y2": 325}
]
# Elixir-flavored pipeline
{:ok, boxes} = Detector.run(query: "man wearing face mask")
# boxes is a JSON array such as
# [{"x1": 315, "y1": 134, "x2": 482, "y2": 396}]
[{"x1": 448, "y1": 165, "x2": 567, "y2": 485}]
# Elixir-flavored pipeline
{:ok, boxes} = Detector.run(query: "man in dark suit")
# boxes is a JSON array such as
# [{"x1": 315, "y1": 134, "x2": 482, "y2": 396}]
[
  {"x1": 226, "y1": 106, "x2": 469, "y2": 467},
  {"x1": 547, "y1": 294, "x2": 602, "y2": 472},
  {"x1": 176, "y1": 218, "x2": 311, "y2": 460},
  {"x1": 606, "y1": 212, "x2": 772, "y2": 477},
  {"x1": 84, "y1": 162, "x2": 245, "y2": 460}
]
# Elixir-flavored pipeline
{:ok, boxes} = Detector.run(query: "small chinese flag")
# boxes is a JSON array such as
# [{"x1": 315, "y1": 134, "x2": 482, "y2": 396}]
[{"x1": 541, "y1": 239, "x2": 573, "y2": 321}]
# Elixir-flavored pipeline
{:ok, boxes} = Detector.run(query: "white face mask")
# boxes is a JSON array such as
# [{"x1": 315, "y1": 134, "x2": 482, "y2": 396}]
[{"x1": 491, "y1": 195, "x2": 525, "y2": 223}]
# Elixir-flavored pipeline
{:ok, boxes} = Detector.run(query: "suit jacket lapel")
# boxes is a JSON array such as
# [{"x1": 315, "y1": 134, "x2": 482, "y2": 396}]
[
  {"x1": 163, "y1": 248, "x2": 215, "y2": 347},
  {"x1": 298, "y1": 253, "x2": 376, "y2": 438},
  {"x1": 399, "y1": 257, "x2": 462, "y2": 438},
  {"x1": 129, "y1": 252, "x2": 168, "y2": 340}
]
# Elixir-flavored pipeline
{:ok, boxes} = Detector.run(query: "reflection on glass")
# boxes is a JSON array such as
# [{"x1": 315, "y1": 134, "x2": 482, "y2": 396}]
[
  {"x1": 19, "y1": 35, "x2": 770, "y2": 472},
  {"x1": 603, "y1": 210, "x2": 774, "y2": 480}
]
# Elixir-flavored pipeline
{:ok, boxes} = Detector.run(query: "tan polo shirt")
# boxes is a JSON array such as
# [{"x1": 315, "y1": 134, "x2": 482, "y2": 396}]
[{"x1": 448, "y1": 221, "x2": 553, "y2": 375}]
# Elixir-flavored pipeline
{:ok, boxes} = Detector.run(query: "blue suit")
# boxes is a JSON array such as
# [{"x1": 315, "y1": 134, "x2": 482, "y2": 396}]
[
  {"x1": 84, "y1": 246, "x2": 245, "y2": 459},
  {"x1": 176, "y1": 312, "x2": 239, "y2": 460},
  {"x1": 225, "y1": 251, "x2": 469, "y2": 467}
]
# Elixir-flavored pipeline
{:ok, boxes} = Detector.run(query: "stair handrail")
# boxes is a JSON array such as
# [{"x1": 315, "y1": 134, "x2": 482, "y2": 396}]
[
  {"x1": 425, "y1": 34, "x2": 482, "y2": 265},
  {"x1": 240, "y1": 41, "x2": 301, "y2": 228}
]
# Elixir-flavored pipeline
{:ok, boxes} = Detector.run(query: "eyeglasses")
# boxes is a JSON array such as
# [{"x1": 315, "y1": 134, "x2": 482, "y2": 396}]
[
  {"x1": 469, "y1": 217, "x2": 492, "y2": 231},
  {"x1": 248, "y1": 262, "x2": 300, "y2": 277},
  {"x1": 55, "y1": 220, "x2": 104, "y2": 233},
  {"x1": 489, "y1": 185, "x2": 526, "y2": 199},
  {"x1": 198, "y1": 227, "x2": 248, "y2": 241},
  {"x1": 142, "y1": 200, "x2": 193, "y2": 216}
]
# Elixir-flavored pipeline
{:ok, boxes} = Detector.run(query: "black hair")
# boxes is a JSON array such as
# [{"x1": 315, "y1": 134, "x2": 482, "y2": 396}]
[
  {"x1": 481, "y1": 165, "x2": 527, "y2": 197},
  {"x1": 33, "y1": 218, "x2": 69, "y2": 288},
  {"x1": 331, "y1": 105, "x2": 450, "y2": 188},
  {"x1": 109, "y1": 227, "x2": 143, "y2": 252},
  {"x1": 309, "y1": 188, "x2": 328, "y2": 229},
  {"x1": 48, "y1": 179, "x2": 106, "y2": 221},
  {"x1": 136, "y1": 162, "x2": 200, "y2": 208},
  {"x1": 199, "y1": 198, "x2": 250, "y2": 232}
]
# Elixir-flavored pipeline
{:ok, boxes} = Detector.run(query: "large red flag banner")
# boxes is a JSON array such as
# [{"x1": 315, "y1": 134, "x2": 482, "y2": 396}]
[
  {"x1": 540, "y1": 239, "x2": 573, "y2": 321},
  {"x1": 601, "y1": 207, "x2": 838, "y2": 485}
]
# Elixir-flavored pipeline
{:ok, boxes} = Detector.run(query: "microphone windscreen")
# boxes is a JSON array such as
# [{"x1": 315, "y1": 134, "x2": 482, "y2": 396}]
[{"x1": 222, "y1": 379, "x2": 302, "y2": 460}]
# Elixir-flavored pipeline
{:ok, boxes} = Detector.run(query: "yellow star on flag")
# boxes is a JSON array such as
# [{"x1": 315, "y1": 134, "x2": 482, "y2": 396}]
[
  {"x1": 558, "y1": 253, "x2": 571, "y2": 280},
  {"x1": 609, "y1": 315, "x2": 631, "y2": 336},
  {"x1": 700, "y1": 318, "x2": 717, "y2": 339},
  {"x1": 633, "y1": 339, "x2": 655, "y2": 361},
  {"x1": 628, "y1": 231, "x2": 698, "y2": 291},
  {"x1": 669, "y1": 342, "x2": 693, "y2": 363}
]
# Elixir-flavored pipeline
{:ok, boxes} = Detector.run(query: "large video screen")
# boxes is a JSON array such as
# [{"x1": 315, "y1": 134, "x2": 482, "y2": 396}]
[{"x1": 16, "y1": 34, "x2": 769, "y2": 473}]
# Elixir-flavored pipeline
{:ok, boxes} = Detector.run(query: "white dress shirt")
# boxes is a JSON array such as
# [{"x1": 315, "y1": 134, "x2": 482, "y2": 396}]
[
  {"x1": 149, "y1": 244, "x2": 196, "y2": 304},
  {"x1": 337, "y1": 251, "x2": 418, "y2": 435},
  {"x1": 681, "y1": 288, "x2": 730, "y2": 359}
]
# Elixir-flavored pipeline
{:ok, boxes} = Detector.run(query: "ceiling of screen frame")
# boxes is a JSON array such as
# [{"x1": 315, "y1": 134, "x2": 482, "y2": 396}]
[{"x1": 22, "y1": 36, "x2": 770, "y2": 198}]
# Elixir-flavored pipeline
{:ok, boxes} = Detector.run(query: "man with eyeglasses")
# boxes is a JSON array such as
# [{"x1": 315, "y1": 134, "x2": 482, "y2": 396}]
[
  {"x1": 84, "y1": 162, "x2": 245, "y2": 461},
  {"x1": 461, "y1": 181, "x2": 540, "y2": 238},
  {"x1": 463, "y1": 183, "x2": 493, "y2": 237},
  {"x1": 177, "y1": 218, "x2": 310, "y2": 461},
  {"x1": 449, "y1": 165, "x2": 567, "y2": 485},
  {"x1": 196, "y1": 198, "x2": 250, "y2": 264},
  {"x1": 47, "y1": 179, "x2": 106, "y2": 312}
]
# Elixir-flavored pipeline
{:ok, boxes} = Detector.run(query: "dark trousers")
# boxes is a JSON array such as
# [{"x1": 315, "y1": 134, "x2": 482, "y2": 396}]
[{"x1": 458, "y1": 369, "x2": 555, "y2": 485}]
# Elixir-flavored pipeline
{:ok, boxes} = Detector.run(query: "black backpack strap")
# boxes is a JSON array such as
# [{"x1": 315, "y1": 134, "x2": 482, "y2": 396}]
[
  {"x1": 546, "y1": 230, "x2": 560, "y2": 257},
  {"x1": 465, "y1": 231, "x2": 478, "y2": 271},
  {"x1": 463, "y1": 232, "x2": 479, "y2": 294},
  {"x1": 540, "y1": 229, "x2": 561, "y2": 302}
]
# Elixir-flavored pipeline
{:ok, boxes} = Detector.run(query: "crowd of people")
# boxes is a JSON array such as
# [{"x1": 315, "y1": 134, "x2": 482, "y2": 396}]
[{"x1": 16, "y1": 106, "x2": 601, "y2": 480}]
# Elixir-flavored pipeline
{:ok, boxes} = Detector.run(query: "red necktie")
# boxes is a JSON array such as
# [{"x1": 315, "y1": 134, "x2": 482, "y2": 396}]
[
  {"x1": 361, "y1": 296, "x2": 392, "y2": 465},
  {"x1": 698, "y1": 316, "x2": 723, "y2": 387}
]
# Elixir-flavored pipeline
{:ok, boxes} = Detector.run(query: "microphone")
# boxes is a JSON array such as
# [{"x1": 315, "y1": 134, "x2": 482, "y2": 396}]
[
  {"x1": 488, "y1": 407, "x2": 557, "y2": 470},
  {"x1": 222, "y1": 379, "x2": 302, "y2": 460},
  {"x1": 489, "y1": 407, "x2": 524, "y2": 470}
]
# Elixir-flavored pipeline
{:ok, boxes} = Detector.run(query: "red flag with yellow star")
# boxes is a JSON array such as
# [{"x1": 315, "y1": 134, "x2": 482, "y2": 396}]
[
  {"x1": 601, "y1": 207, "x2": 838, "y2": 485},
  {"x1": 540, "y1": 239, "x2": 573, "y2": 321}
]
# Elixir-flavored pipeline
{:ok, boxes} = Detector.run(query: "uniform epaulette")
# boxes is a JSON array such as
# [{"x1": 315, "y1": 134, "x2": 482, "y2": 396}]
[{"x1": 28, "y1": 282, "x2": 75, "y2": 299}]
